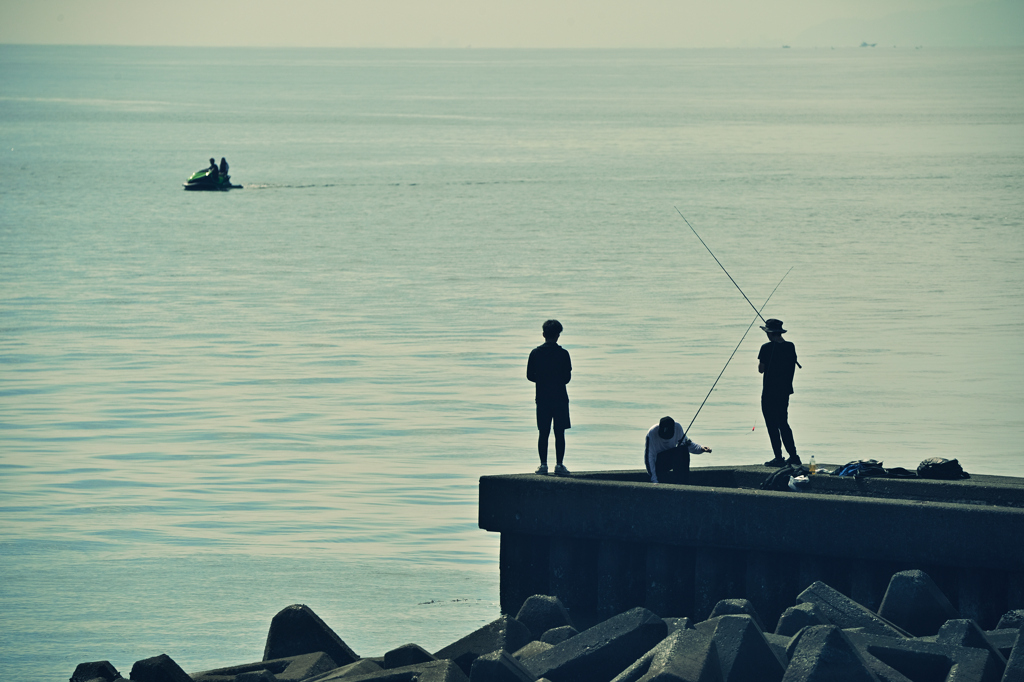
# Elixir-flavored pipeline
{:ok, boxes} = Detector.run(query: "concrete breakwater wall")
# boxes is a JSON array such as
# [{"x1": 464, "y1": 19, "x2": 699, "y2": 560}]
[{"x1": 477, "y1": 465, "x2": 1024, "y2": 630}]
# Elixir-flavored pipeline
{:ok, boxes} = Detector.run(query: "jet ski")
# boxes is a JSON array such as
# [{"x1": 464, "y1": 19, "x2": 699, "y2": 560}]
[{"x1": 183, "y1": 167, "x2": 241, "y2": 191}]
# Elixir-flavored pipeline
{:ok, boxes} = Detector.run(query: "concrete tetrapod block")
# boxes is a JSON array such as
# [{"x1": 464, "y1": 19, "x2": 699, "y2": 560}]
[
  {"x1": 774, "y1": 603, "x2": 829, "y2": 638},
  {"x1": 997, "y1": 610, "x2": 1024, "y2": 630},
  {"x1": 433, "y1": 614, "x2": 533, "y2": 677},
  {"x1": 846, "y1": 630, "x2": 1006, "y2": 682},
  {"x1": 936, "y1": 619, "x2": 1008, "y2": 670},
  {"x1": 609, "y1": 627, "x2": 718, "y2": 682},
  {"x1": 1004, "y1": 627, "x2": 1024, "y2": 682},
  {"x1": 522, "y1": 606, "x2": 668, "y2": 682},
  {"x1": 303, "y1": 659, "x2": 383, "y2": 682},
  {"x1": 664, "y1": 617, "x2": 693, "y2": 637},
  {"x1": 513, "y1": 641, "x2": 553, "y2": 661},
  {"x1": 796, "y1": 582, "x2": 910, "y2": 639},
  {"x1": 191, "y1": 652, "x2": 338, "y2": 682},
  {"x1": 263, "y1": 605, "x2": 359, "y2": 667},
  {"x1": 515, "y1": 595, "x2": 575, "y2": 640},
  {"x1": 784, "y1": 630, "x2": 888, "y2": 681},
  {"x1": 469, "y1": 649, "x2": 536, "y2": 682},
  {"x1": 384, "y1": 643, "x2": 437, "y2": 669},
  {"x1": 70, "y1": 660, "x2": 122, "y2": 682},
  {"x1": 540, "y1": 625, "x2": 578, "y2": 645},
  {"x1": 877, "y1": 570, "x2": 959, "y2": 637},
  {"x1": 781, "y1": 626, "x2": 880, "y2": 682},
  {"x1": 236, "y1": 672, "x2": 276, "y2": 682},
  {"x1": 708, "y1": 600, "x2": 767, "y2": 633},
  {"x1": 323, "y1": 659, "x2": 469, "y2": 682},
  {"x1": 763, "y1": 633, "x2": 793, "y2": 666},
  {"x1": 986, "y1": 629, "x2": 1020, "y2": 659},
  {"x1": 129, "y1": 654, "x2": 193, "y2": 682},
  {"x1": 696, "y1": 614, "x2": 787, "y2": 682}
]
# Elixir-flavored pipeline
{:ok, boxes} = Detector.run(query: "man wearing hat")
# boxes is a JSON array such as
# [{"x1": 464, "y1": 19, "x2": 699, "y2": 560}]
[
  {"x1": 758, "y1": 318, "x2": 800, "y2": 467},
  {"x1": 645, "y1": 416, "x2": 711, "y2": 484}
]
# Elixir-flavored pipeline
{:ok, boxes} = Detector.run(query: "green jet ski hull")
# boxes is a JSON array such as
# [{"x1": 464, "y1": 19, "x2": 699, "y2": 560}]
[{"x1": 183, "y1": 167, "x2": 241, "y2": 191}]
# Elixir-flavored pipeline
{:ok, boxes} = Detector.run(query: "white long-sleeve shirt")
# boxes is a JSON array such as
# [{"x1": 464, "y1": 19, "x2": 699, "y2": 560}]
[{"x1": 645, "y1": 422, "x2": 704, "y2": 483}]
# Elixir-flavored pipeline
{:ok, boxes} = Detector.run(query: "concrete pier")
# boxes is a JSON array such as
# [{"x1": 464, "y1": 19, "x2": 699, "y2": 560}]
[{"x1": 478, "y1": 465, "x2": 1024, "y2": 630}]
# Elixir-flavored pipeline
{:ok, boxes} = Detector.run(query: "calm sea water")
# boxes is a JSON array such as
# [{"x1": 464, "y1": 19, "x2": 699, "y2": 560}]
[{"x1": 1, "y1": 46, "x2": 1022, "y2": 680}]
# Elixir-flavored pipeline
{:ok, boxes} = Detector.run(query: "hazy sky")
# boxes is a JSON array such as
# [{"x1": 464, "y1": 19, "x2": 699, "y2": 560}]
[{"x1": 0, "y1": 0, "x2": 1012, "y2": 48}]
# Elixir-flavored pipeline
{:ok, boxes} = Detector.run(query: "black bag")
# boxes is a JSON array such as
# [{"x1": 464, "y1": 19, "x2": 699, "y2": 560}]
[
  {"x1": 760, "y1": 464, "x2": 809, "y2": 491},
  {"x1": 834, "y1": 459, "x2": 887, "y2": 478},
  {"x1": 917, "y1": 457, "x2": 970, "y2": 480}
]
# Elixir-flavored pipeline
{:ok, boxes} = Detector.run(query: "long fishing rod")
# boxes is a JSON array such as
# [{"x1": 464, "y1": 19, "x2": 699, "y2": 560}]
[
  {"x1": 685, "y1": 267, "x2": 793, "y2": 436},
  {"x1": 674, "y1": 206, "x2": 767, "y2": 325}
]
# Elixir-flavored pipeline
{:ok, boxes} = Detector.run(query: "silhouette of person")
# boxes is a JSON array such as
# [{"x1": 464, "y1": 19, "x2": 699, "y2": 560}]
[
  {"x1": 527, "y1": 319, "x2": 572, "y2": 476},
  {"x1": 208, "y1": 158, "x2": 219, "y2": 181},
  {"x1": 645, "y1": 416, "x2": 711, "y2": 484},
  {"x1": 758, "y1": 318, "x2": 800, "y2": 467},
  {"x1": 219, "y1": 157, "x2": 229, "y2": 177}
]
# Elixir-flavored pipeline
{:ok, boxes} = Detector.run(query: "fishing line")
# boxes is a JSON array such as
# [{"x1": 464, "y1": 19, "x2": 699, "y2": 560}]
[
  {"x1": 685, "y1": 267, "x2": 793, "y2": 436},
  {"x1": 673, "y1": 206, "x2": 767, "y2": 324}
]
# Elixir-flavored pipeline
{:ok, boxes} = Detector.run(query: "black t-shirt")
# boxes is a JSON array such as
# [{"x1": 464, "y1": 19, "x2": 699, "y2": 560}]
[
  {"x1": 527, "y1": 342, "x2": 572, "y2": 404},
  {"x1": 758, "y1": 340, "x2": 797, "y2": 396}
]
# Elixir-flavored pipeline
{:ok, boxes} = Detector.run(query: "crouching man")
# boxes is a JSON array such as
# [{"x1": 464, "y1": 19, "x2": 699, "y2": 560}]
[{"x1": 645, "y1": 416, "x2": 711, "y2": 484}]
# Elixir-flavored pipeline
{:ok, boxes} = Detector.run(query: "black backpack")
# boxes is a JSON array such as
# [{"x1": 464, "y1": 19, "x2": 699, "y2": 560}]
[{"x1": 917, "y1": 457, "x2": 970, "y2": 480}]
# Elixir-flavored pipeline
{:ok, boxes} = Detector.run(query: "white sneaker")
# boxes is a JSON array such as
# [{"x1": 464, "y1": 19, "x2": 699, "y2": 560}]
[
  {"x1": 535, "y1": 464, "x2": 548, "y2": 475},
  {"x1": 554, "y1": 464, "x2": 570, "y2": 476}
]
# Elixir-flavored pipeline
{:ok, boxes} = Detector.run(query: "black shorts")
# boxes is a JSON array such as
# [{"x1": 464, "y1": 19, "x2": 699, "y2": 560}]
[{"x1": 536, "y1": 401, "x2": 571, "y2": 431}]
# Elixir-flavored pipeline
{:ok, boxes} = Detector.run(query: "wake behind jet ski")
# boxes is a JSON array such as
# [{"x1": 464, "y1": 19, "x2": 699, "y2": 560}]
[{"x1": 183, "y1": 157, "x2": 241, "y2": 191}]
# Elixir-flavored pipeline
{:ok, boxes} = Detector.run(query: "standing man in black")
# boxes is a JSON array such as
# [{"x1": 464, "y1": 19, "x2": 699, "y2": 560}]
[
  {"x1": 527, "y1": 319, "x2": 572, "y2": 475},
  {"x1": 758, "y1": 318, "x2": 801, "y2": 467}
]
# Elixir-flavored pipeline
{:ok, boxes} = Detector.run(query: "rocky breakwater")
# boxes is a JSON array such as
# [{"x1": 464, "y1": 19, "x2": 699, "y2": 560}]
[{"x1": 71, "y1": 569, "x2": 1023, "y2": 682}]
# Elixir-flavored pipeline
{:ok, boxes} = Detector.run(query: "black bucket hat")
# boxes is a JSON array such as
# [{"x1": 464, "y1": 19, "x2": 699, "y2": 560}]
[{"x1": 760, "y1": 318, "x2": 787, "y2": 334}]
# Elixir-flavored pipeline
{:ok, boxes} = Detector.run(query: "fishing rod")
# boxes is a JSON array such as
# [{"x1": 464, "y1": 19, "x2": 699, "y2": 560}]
[
  {"x1": 675, "y1": 206, "x2": 802, "y2": 372},
  {"x1": 685, "y1": 267, "x2": 793, "y2": 436},
  {"x1": 674, "y1": 206, "x2": 767, "y2": 325}
]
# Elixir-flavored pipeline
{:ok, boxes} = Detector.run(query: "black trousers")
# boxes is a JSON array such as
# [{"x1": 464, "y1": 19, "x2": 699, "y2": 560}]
[
  {"x1": 655, "y1": 445, "x2": 691, "y2": 484},
  {"x1": 761, "y1": 393, "x2": 796, "y2": 458}
]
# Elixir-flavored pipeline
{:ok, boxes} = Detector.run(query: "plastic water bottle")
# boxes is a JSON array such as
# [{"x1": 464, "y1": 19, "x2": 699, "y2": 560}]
[{"x1": 809, "y1": 454, "x2": 817, "y2": 474}]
